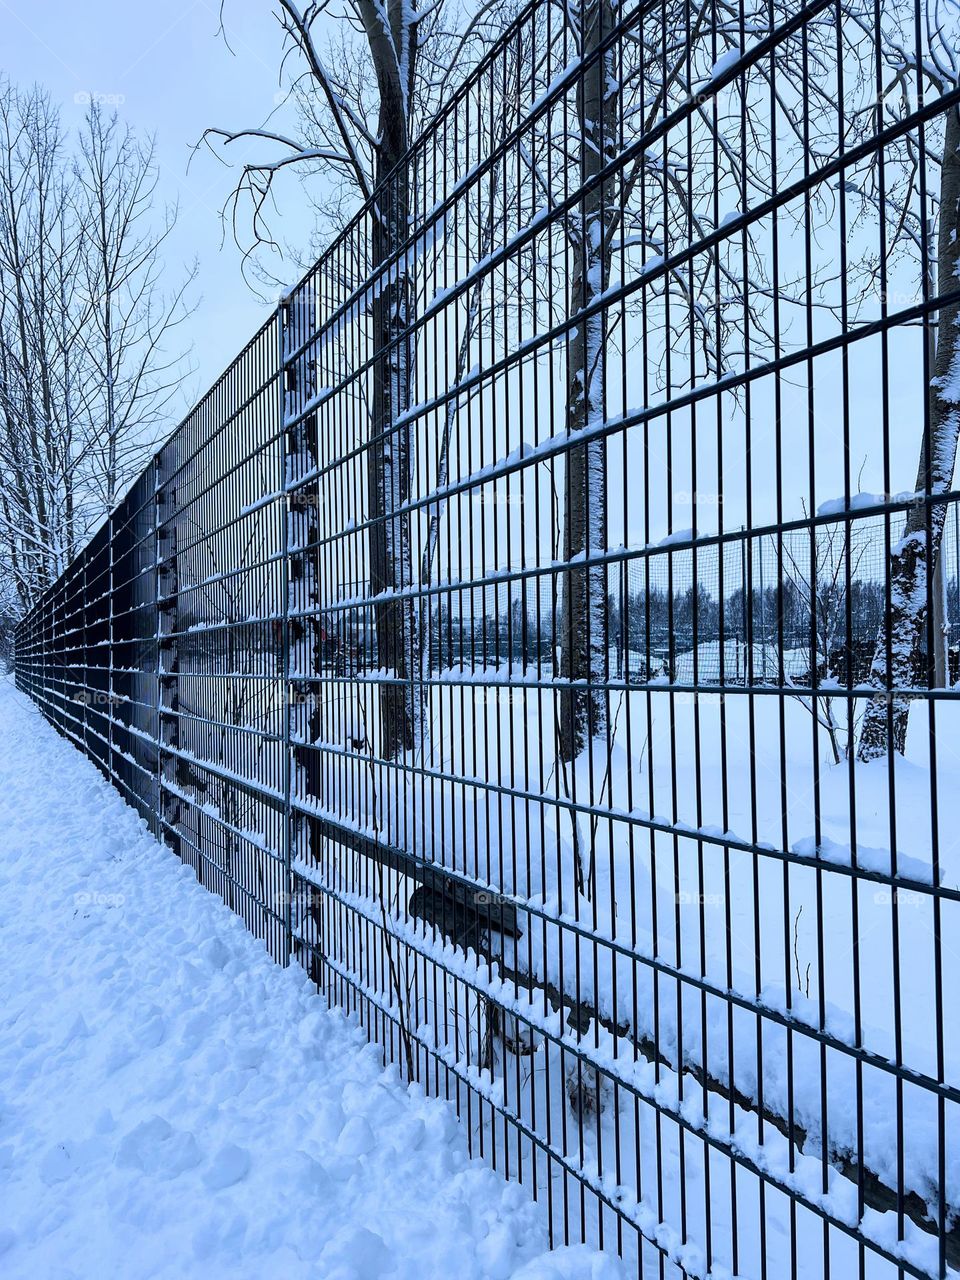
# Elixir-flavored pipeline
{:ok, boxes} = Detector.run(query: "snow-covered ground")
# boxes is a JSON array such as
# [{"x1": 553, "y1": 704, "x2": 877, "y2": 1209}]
[
  {"x1": 296, "y1": 669, "x2": 957, "y2": 1276},
  {"x1": 0, "y1": 676, "x2": 623, "y2": 1280}
]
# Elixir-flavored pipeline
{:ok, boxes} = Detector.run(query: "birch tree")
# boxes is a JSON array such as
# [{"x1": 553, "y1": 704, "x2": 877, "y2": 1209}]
[
  {"x1": 544, "y1": 0, "x2": 959, "y2": 768},
  {"x1": 557, "y1": 0, "x2": 618, "y2": 764},
  {"x1": 74, "y1": 103, "x2": 196, "y2": 510},
  {"x1": 552, "y1": 0, "x2": 773, "y2": 763},
  {"x1": 0, "y1": 82, "x2": 78, "y2": 600},
  {"x1": 734, "y1": 0, "x2": 960, "y2": 760},
  {"x1": 853, "y1": 3, "x2": 960, "y2": 758}
]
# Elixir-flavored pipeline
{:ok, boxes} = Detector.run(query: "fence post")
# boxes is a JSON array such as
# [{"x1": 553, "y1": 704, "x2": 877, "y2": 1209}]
[
  {"x1": 279, "y1": 308, "x2": 293, "y2": 966},
  {"x1": 80, "y1": 551, "x2": 89, "y2": 749},
  {"x1": 155, "y1": 452, "x2": 181, "y2": 858},
  {"x1": 107, "y1": 510, "x2": 114, "y2": 774},
  {"x1": 281, "y1": 287, "x2": 323, "y2": 979}
]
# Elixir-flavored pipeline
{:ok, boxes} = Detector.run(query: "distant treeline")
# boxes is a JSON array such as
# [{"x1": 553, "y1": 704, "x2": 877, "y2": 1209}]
[{"x1": 171, "y1": 574, "x2": 924, "y2": 687}]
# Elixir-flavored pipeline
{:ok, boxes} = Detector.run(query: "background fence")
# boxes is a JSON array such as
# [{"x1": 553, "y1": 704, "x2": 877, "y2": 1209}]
[{"x1": 13, "y1": 0, "x2": 960, "y2": 1277}]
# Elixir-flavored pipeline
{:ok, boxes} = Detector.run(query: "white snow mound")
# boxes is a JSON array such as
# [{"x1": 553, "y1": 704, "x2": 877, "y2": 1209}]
[{"x1": 0, "y1": 677, "x2": 623, "y2": 1280}]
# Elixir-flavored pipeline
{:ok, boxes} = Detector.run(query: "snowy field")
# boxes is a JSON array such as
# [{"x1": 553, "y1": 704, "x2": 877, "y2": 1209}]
[{"x1": 0, "y1": 676, "x2": 623, "y2": 1280}]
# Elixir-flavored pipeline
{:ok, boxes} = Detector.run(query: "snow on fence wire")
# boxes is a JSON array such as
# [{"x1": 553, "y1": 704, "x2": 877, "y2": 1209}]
[{"x1": 13, "y1": 0, "x2": 960, "y2": 1276}]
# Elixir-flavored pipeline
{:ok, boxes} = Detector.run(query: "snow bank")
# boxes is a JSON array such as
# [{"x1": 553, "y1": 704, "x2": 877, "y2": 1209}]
[{"x1": 0, "y1": 677, "x2": 622, "y2": 1280}]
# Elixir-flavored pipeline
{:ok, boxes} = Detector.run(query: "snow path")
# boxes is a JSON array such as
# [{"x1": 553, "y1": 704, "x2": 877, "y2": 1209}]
[{"x1": 0, "y1": 679, "x2": 622, "y2": 1280}]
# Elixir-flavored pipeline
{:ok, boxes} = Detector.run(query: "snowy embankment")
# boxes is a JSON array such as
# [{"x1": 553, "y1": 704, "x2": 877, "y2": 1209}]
[{"x1": 0, "y1": 677, "x2": 621, "y2": 1280}]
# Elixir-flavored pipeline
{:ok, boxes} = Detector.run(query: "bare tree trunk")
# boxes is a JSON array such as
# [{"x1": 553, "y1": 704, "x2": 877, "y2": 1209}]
[
  {"x1": 858, "y1": 106, "x2": 960, "y2": 761},
  {"x1": 366, "y1": 77, "x2": 421, "y2": 762},
  {"x1": 558, "y1": 0, "x2": 617, "y2": 764}
]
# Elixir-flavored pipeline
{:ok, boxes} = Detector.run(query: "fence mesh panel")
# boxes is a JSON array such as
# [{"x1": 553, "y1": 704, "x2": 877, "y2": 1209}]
[{"x1": 14, "y1": 1, "x2": 960, "y2": 1276}]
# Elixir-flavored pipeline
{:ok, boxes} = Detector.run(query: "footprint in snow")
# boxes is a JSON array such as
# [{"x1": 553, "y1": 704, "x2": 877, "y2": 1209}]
[
  {"x1": 203, "y1": 1142, "x2": 250, "y2": 1190},
  {"x1": 115, "y1": 1116, "x2": 201, "y2": 1178},
  {"x1": 336, "y1": 1115, "x2": 375, "y2": 1158}
]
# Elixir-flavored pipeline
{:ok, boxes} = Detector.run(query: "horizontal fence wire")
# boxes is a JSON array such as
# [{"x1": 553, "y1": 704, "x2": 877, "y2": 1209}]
[{"x1": 13, "y1": 0, "x2": 960, "y2": 1276}]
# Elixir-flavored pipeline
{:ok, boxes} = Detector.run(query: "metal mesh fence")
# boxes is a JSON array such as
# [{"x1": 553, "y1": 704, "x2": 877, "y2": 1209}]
[{"x1": 14, "y1": 1, "x2": 960, "y2": 1276}]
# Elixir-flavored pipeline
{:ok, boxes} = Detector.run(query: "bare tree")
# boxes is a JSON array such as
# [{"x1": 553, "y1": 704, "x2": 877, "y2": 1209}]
[
  {"x1": 782, "y1": 519, "x2": 871, "y2": 764},
  {"x1": 74, "y1": 103, "x2": 196, "y2": 510},
  {"x1": 203, "y1": 0, "x2": 478, "y2": 761},
  {"x1": 0, "y1": 81, "x2": 78, "y2": 600},
  {"x1": 0, "y1": 81, "x2": 194, "y2": 613},
  {"x1": 759, "y1": 0, "x2": 960, "y2": 759},
  {"x1": 539, "y1": 0, "x2": 960, "y2": 770},
  {"x1": 550, "y1": 0, "x2": 807, "y2": 765}
]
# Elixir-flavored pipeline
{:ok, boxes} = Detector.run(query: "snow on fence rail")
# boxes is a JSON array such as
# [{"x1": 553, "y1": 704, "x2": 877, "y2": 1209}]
[{"x1": 13, "y1": 1, "x2": 960, "y2": 1276}]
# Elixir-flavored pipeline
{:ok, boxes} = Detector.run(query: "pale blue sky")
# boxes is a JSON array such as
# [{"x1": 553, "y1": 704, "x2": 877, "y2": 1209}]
[
  {"x1": 0, "y1": 0, "x2": 945, "y2": 530},
  {"x1": 0, "y1": 0, "x2": 318, "y2": 411}
]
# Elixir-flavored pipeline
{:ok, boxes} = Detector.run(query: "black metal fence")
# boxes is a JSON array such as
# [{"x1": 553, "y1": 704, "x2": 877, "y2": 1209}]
[{"x1": 14, "y1": 0, "x2": 960, "y2": 1276}]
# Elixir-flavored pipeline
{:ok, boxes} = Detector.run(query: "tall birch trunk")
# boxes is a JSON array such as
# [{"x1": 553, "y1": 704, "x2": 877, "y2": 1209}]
[
  {"x1": 364, "y1": 30, "x2": 421, "y2": 762},
  {"x1": 858, "y1": 105, "x2": 960, "y2": 761},
  {"x1": 558, "y1": 0, "x2": 617, "y2": 765}
]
